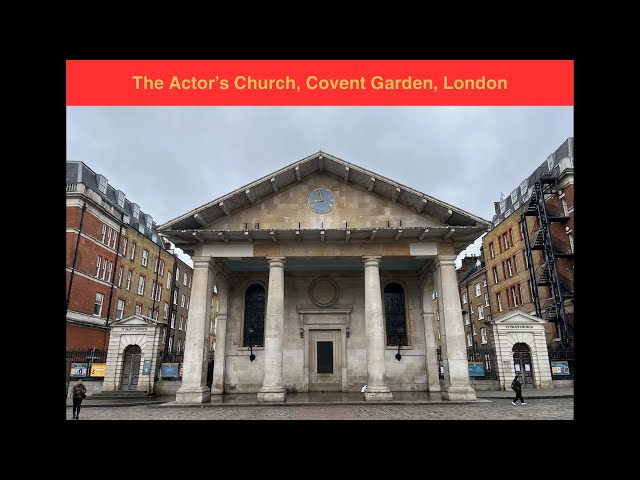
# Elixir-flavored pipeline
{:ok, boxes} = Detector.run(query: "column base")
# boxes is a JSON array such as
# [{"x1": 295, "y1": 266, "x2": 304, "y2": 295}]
[
  {"x1": 441, "y1": 385, "x2": 476, "y2": 401},
  {"x1": 210, "y1": 387, "x2": 224, "y2": 395},
  {"x1": 176, "y1": 386, "x2": 211, "y2": 404},
  {"x1": 257, "y1": 388, "x2": 286, "y2": 402},
  {"x1": 363, "y1": 386, "x2": 393, "y2": 401},
  {"x1": 428, "y1": 382, "x2": 441, "y2": 393}
]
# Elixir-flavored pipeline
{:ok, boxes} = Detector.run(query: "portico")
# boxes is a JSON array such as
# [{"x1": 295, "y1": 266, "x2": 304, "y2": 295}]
[{"x1": 158, "y1": 152, "x2": 490, "y2": 402}]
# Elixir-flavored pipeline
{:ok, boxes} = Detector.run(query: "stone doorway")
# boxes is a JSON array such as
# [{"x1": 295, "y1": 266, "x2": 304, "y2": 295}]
[
  {"x1": 309, "y1": 330, "x2": 342, "y2": 392},
  {"x1": 120, "y1": 345, "x2": 142, "y2": 390},
  {"x1": 512, "y1": 343, "x2": 534, "y2": 389}
]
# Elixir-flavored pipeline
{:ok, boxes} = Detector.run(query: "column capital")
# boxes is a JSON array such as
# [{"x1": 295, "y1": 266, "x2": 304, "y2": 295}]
[
  {"x1": 266, "y1": 256, "x2": 287, "y2": 268},
  {"x1": 362, "y1": 255, "x2": 382, "y2": 267},
  {"x1": 191, "y1": 256, "x2": 218, "y2": 270},
  {"x1": 434, "y1": 254, "x2": 457, "y2": 269}
]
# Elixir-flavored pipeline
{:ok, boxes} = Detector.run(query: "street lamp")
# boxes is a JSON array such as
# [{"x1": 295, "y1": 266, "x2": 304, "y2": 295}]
[{"x1": 247, "y1": 324, "x2": 256, "y2": 362}]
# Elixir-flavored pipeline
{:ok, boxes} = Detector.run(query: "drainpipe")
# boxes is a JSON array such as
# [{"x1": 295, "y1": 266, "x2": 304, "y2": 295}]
[
  {"x1": 151, "y1": 241, "x2": 162, "y2": 320},
  {"x1": 167, "y1": 251, "x2": 179, "y2": 353},
  {"x1": 66, "y1": 202, "x2": 87, "y2": 312},
  {"x1": 105, "y1": 212, "x2": 125, "y2": 327}
]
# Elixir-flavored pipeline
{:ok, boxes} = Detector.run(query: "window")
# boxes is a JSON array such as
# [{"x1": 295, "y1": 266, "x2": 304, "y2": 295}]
[
  {"x1": 145, "y1": 214, "x2": 153, "y2": 229},
  {"x1": 243, "y1": 284, "x2": 266, "y2": 347},
  {"x1": 481, "y1": 328, "x2": 488, "y2": 344},
  {"x1": 132, "y1": 204, "x2": 140, "y2": 220},
  {"x1": 483, "y1": 278, "x2": 487, "y2": 287},
  {"x1": 181, "y1": 294, "x2": 186, "y2": 308},
  {"x1": 517, "y1": 284, "x2": 524, "y2": 305},
  {"x1": 510, "y1": 189, "x2": 518, "y2": 204},
  {"x1": 183, "y1": 272, "x2": 188, "y2": 285},
  {"x1": 153, "y1": 310, "x2": 158, "y2": 320},
  {"x1": 135, "y1": 304, "x2": 141, "y2": 315},
  {"x1": 163, "y1": 303, "x2": 168, "y2": 320},
  {"x1": 497, "y1": 293, "x2": 503, "y2": 312},
  {"x1": 186, "y1": 296, "x2": 189, "y2": 309},
  {"x1": 138, "y1": 224, "x2": 145, "y2": 234},
  {"x1": 167, "y1": 271, "x2": 172, "y2": 289},
  {"x1": 176, "y1": 267, "x2": 180, "y2": 282},
  {"x1": 159, "y1": 260, "x2": 165, "y2": 276},
  {"x1": 466, "y1": 333, "x2": 473, "y2": 347},
  {"x1": 118, "y1": 266, "x2": 124, "y2": 288},
  {"x1": 170, "y1": 312, "x2": 176, "y2": 328},
  {"x1": 492, "y1": 266, "x2": 499, "y2": 284},
  {"x1": 513, "y1": 255, "x2": 518, "y2": 274},
  {"x1": 473, "y1": 323, "x2": 477, "y2": 335},
  {"x1": 106, "y1": 228, "x2": 112, "y2": 247},
  {"x1": 155, "y1": 283, "x2": 162, "y2": 302},
  {"x1": 154, "y1": 257, "x2": 159, "y2": 273},
  {"x1": 484, "y1": 293, "x2": 489, "y2": 307},
  {"x1": 520, "y1": 179, "x2": 528, "y2": 195},
  {"x1": 141, "y1": 249, "x2": 149, "y2": 267},
  {"x1": 462, "y1": 292, "x2": 468, "y2": 304},
  {"x1": 147, "y1": 308, "x2": 152, "y2": 318},
  {"x1": 168, "y1": 336, "x2": 173, "y2": 351},
  {"x1": 107, "y1": 262, "x2": 113, "y2": 283},
  {"x1": 513, "y1": 201, "x2": 520, "y2": 211},
  {"x1": 126, "y1": 270, "x2": 132, "y2": 291},
  {"x1": 523, "y1": 251, "x2": 528, "y2": 269},
  {"x1": 519, "y1": 221, "x2": 525, "y2": 241},
  {"x1": 101, "y1": 224, "x2": 106, "y2": 243},
  {"x1": 188, "y1": 275, "x2": 192, "y2": 288},
  {"x1": 464, "y1": 312, "x2": 470, "y2": 325},
  {"x1": 94, "y1": 293, "x2": 104, "y2": 316},
  {"x1": 176, "y1": 340, "x2": 181, "y2": 353},
  {"x1": 470, "y1": 303, "x2": 474, "y2": 314},
  {"x1": 151, "y1": 281, "x2": 157, "y2": 300},
  {"x1": 432, "y1": 290, "x2": 438, "y2": 299},
  {"x1": 475, "y1": 283, "x2": 481, "y2": 297},
  {"x1": 98, "y1": 175, "x2": 108, "y2": 194},
  {"x1": 503, "y1": 232, "x2": 510, "y2": 250},
  {"x1": 179, "y1": 315, "x2": 184, "y2": 331},
  {"x1": 137, "y1": 275, "x2": 145, "y2": 295},
  {"x1": 173, "y1": 289, "x2": 178, "y2": 305},
  {"x1": 111, "y1": 231, "x2": 118, "y2": 249},
  {"x1": 489, "y1": 242, "x2": 495, "y2": 259},
  {"x1": 507, "y1": 259, "x2": 513, "y2": 277},
  {"x1": 130, "y1": 242, "x2": 137, "y2": 261},
  {"x1": 478, "y1": 305, "x2": 484, "y2": 320},
  {"x1": 116, "y1": 299, "x2": 125, "y2": 320},
  {"x1": 101, "y1": 259, "x2": 107, "y2": 280},
  {"x1": 96, "y1": 256, "x2": 102, "y2": 277},
  {"x1": 384, "y1": 283, "x2": 408, "y2": 346},
  {"x1": 116, "y1": 190, "x2": 125, "y2": 208},
  {"x1": 510, "y1": 286, "x2": 520, "y2": 307},
  {"x1": 184, "y1": 317, "x2": 187, "y2": 330}
]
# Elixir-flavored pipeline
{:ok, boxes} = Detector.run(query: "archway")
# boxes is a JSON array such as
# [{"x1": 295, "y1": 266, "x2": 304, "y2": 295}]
[
  {"x1": 120, "y1": 345, "x2": 142, "y2": 390},
  {"x1": 512, "y1": 343, "x2": 534, "y2": 389}
]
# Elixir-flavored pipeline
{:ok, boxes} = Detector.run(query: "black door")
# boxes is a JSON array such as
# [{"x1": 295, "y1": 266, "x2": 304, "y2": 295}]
[{"x1": 512, "y1": 343, "x2": 534, "y2": 388}]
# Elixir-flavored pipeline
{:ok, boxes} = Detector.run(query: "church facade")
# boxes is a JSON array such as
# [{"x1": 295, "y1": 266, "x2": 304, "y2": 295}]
[{"x1": 158, "y1": 152, "x2": 491, "y2": 402}]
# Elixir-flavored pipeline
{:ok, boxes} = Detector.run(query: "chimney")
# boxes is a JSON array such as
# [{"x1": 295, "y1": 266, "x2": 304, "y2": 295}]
[{"x1": 494, "y1": 202, "x2": 501, "y2": 215}]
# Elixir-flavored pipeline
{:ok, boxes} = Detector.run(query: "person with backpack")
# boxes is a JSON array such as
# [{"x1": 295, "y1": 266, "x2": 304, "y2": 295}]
[
  {"x1": 71, "y1": 379, "x2": 87, "y2": 419},
  {"x1": 511, "y1": 375, "x2": 526, "y2": 405}
]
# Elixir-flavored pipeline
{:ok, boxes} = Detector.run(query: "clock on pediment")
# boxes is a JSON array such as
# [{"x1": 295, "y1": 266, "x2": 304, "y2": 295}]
[{"x1": 308, "y1": 188, "x2": 335, "y2": 214}]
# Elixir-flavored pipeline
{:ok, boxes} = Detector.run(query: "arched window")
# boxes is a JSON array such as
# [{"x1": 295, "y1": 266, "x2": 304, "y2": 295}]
[
  {"x1": 384, "y1": 283, "x2": 408, "y2": 346},
  {"x1": 243, "y1": 284, "x2": 265, "y2": 347}
]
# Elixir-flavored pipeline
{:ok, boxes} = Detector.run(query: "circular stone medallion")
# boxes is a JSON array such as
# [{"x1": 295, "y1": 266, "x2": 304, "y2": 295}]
[{"x1": 309, "y1": 277, "x2": 339, "y2": 307}]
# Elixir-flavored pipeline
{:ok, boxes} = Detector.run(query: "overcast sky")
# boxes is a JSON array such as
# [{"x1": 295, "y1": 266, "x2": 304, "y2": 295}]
[{"x1": 67, "y1": 107, "x2": 573, "y2": 266}]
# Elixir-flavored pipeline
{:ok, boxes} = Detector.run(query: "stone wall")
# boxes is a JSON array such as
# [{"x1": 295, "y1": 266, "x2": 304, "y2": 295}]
[{"x1": 67, "y1": 379, "x2": 104, "y2": 398}]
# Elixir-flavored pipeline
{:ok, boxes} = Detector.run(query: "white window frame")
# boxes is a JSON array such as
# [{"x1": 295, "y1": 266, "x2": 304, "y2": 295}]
[
  {"x1": 132, "y1": 204, "x2": 140, "y2": 220},
  {"x1": 462, "y1": 292, "x2": 467, "y2": 304},
  {"x1": 492, "y1": 267, "x2": 499, "y2": 284},
  {"x1": 464, "y1": 312, "x2": 470, "y2": 325},
  {"x1": 475, "y1": 283, "x2": 481, "y2": 297},
  {"x1": 98, "y1": 175, "x2": 108, "y2": 194},
  {"x1": 145, "y1": 215, "x2": 153, "y2": 229},
  {"x1": 483, "y1": 278, "x2": 487, "y2": 287},
  {"x1": 179, "y1": 315, "x2": 184, "y2": 331},
  {"x1": 154, "y1": 257, "x2": 159, "y2": 273},
  {"x1": 151, "y1": 281, "x2": 157, "y2": 300},
  {"x1": 188, "y1": 275, "x2": 192, "y2": 288},
  {"x1": 470, "y1": 303, "x2": 474, "y2": 314},
  {"x1": 141, "y1": 249, "x2": 149, "y2": 267},
  {"x1": 101, "y1": 224, "x2": 106, "y2": 243},
  {"x1": 484, "y1": 293, "x2": 489, "y2": 307},
  {"x1": 489, "y1": 242, "x2": 495, "y2": 259},
  {"x1": 170, "y1": 312, "x2": 175, "y2": 328},
  {"x1": 126, "y1": 270, "x2": 132, "y2": 291},
  {"x1": 168, "y1": 336, "x2": 173, "y2": 351},
  {"x1": 101, "y1": 259, "x2": 107, "y2": 280},
  {"x1": 159, "y1": 260, "x2": 165, "y2": 276},
  {"x1": 155, "y1": 283, "x2": 162, "y2": 302},
  {"x1": 118, "y1": 266, "x2": 124, "y2": 288},
  {"x1": 176, "y1": 267, "x2": 180, "y2": 282},
  {"x1": 176, "y1": 340, "x2": 181, "y2": 353},
  {"x1": 173, "y1": 289, "x2": 177, "y2": 305},
  {"x1": 478, "y1": 305, "x2": 484, "y2": 320},
  {"x1": 507, "y1": 259, "x2": 513, "y2": 277},
  {"x1": 96, "y1": 256, "x2": 102, "y2": 277},
  {"x1": 106, "y1": 228, "x2": 112, "y2": 247},
  {"x1": 181, "y1": 294, "x2": 186, "y2": 308},
  {"x1": 503, "y1": 232, "x2": 510, "y2": 250},
  {"x1": 135, "y1": 304, "x2": 141, "y2": 315},
  {"x1": 107, "y1": 261, "x2": 113, "y2": 283},
  {"x1": 183, "y1": 272, "x2": 188, "y2": 285},
  {"x1": 94, "y1": 293, "x2": 104, "y2": 317},
  {"x1": 481, "y1": 328, "x2": 488, "y2": 344},
  {"x1": 111, "y1": 231, "x2": 118, "y2": 249},
  {"x1": 138, "y1": 276, "x2": 145, "y2": 295},
  {"x1": 163, "y1": 303, "x2": 168, "y2": 320},
  {"x1": 130, "y1": 242, "x2": 136, "y2": 261},
  {"x1": 497, "y1": 293, "x2": 503, "y2": 312},
  {"x1": 186, "y1": 296, "x2": 189, "y2": 309},
  {"x1": 167, "y1": 272, "x2": 172, "y2": 289},
  {"x1": 116, "y1": 299, "x2": 125, "y2": 320},
  {"x1": 473, "y1": 323, "x2": 477, "y2": 335},
  {"x1": 466, "y1": 333, "x2": 473, "y2": 347},
  {"x1": 511, "y1": 286, "x2": 519, "y2": 307}
]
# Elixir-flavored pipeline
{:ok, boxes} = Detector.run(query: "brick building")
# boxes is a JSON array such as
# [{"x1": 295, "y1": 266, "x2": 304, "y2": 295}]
[
  {"x1": 66, "y1": 162, "x2": 194, "y2": 355},
  {"x1": 484, "y1": 138, "x2": 574, "y2": 346},
  {"x1": 457, "y1": 253, "x2": 494, "y2": 351}
]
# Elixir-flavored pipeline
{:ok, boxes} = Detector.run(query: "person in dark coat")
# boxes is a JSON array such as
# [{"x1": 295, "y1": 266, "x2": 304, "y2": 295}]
[
  {"x1": 72, "y1": 379, "x2": 87, "y2": 419},
  {"x1": 511, "y1": 375, "x2": 526, "y2": 405}
]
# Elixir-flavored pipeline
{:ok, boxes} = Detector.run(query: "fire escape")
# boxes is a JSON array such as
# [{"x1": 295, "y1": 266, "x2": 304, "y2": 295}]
[{"x1": 522, "y1": 172, "x2": 574, "y2": 347}]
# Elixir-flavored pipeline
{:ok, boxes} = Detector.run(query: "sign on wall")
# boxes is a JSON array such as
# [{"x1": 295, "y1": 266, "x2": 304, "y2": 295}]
[
  {"x1": 90, "y1": 363, "x2": 106, "y2": 377},
  {"x1": 70, "y1": 363, "x2": 88, "y2": 377},
  {"x1": 160, "y1": 363, "x2": 179, "y2": 378},
  {"x1": 551, "y1": 361, "x2": 570, "y2": 375},
  {"x1": 468, "y1": 362, "x2": 485, "y2": 377},
  {"x1": 143, "y1": 360, "x2": 152, "y2": 375}
]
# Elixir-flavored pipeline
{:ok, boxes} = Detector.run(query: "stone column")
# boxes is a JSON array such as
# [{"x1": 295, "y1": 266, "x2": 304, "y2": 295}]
[
  {"x1": 211, "y1": 276, "x2": 229, "y2": 395},
  {"x1": 435, "y1": 254, "x2": 476, "y2": 401},
  {"x1": 176, "y1": 257, "x2": 217, "y2": 403},
  {"x1": 362, "y1": 256, "x2": 393, "y2": 401},
  {"x1": 422, "y1": 272, "x2": 441, "y2": 393},
  {"x1": 257, "y1": 257, "x2": 287, "y2": 402}
]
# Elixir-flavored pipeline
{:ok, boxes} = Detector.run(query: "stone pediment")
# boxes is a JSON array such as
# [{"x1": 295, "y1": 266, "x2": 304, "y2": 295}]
[
  {"x1": 489, "y1": 311, "x2": 547, "y2": 325},
  {"x1": 109, "y1": 314, "x2": 166, "y2": 327},
  {"x1": 157, "y1": 151, "x2": 490, "y2": 233}
]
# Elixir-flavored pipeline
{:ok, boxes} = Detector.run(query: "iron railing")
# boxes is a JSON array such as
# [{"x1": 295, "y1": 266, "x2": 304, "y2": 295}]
[
  {"x1": 548, "y1": 346, "x2": 574, "y2": 379},
  {"x1": 467, "y1": 346, "x2": 498, "y2": 379}
]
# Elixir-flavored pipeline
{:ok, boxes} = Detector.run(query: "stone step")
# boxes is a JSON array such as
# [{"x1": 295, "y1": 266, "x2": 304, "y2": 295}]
[{"x1": 91, "y1": 391, "x2": 156, "y2": 399}]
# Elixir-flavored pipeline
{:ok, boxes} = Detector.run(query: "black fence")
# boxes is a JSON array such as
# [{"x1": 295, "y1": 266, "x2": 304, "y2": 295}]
[
  {"x1": 159, "y1": 351, "x2": 215, "y2": 382},
  {"x1": 548, "y1": 346, "x2": 574, "y2": 379},
  {"x1": 66, "y1": 349, "x2": 108, "y2": 363}
]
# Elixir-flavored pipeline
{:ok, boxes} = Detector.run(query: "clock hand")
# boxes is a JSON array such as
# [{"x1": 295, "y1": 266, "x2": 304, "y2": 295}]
[{"x1": 318, "y1": 190, "x2": 323, "y2": 202}]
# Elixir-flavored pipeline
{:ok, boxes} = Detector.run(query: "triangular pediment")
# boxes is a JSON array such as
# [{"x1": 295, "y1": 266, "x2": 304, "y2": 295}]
[
  {"x1": 158, "y1": 151, "x2": 491, "y2": 233},
  {"x1": 490, "y1": 311, "x2": 547, "y2": 325},
  {"x1": 110, "y1": 314, "x2": 165, "y2": 327}
]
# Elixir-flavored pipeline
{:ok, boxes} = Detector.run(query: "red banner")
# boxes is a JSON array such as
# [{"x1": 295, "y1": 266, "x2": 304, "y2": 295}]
[{"x1": 67, "y1": 60, "x2": 573, "y2": 106}]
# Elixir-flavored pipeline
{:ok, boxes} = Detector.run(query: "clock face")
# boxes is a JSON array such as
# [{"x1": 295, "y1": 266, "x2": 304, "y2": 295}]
[{"x1": 308, "y1": 188, "x2": 336, "y2": 214}]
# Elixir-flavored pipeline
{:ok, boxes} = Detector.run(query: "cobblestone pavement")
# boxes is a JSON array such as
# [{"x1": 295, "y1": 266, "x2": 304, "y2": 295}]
[{"x1": 67, "y1": 398, "x2": 573, "y2": 420}]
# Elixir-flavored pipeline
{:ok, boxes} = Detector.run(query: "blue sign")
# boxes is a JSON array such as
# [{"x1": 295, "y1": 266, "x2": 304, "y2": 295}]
[
  {"x1": 160, "y1": 363, "x2": 179, "y2": 378},
  {"x1": 70, "y1": 363, "x2": 88, "y2": 377},
  {"x1": 468, "y1": 362, "x2": 485, "y2": 377},
  {"x1": 551, "y1": 361, "x2": 570, "y2": 375}
]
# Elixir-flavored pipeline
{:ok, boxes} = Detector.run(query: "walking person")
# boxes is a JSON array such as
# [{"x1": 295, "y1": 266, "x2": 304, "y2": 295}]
[
  {"x1": 72, "y1": 379, "x2": 87, "y2": 419},
  {"x1": 511, "y1": 375, "x2": 526, "y2": 405}
]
